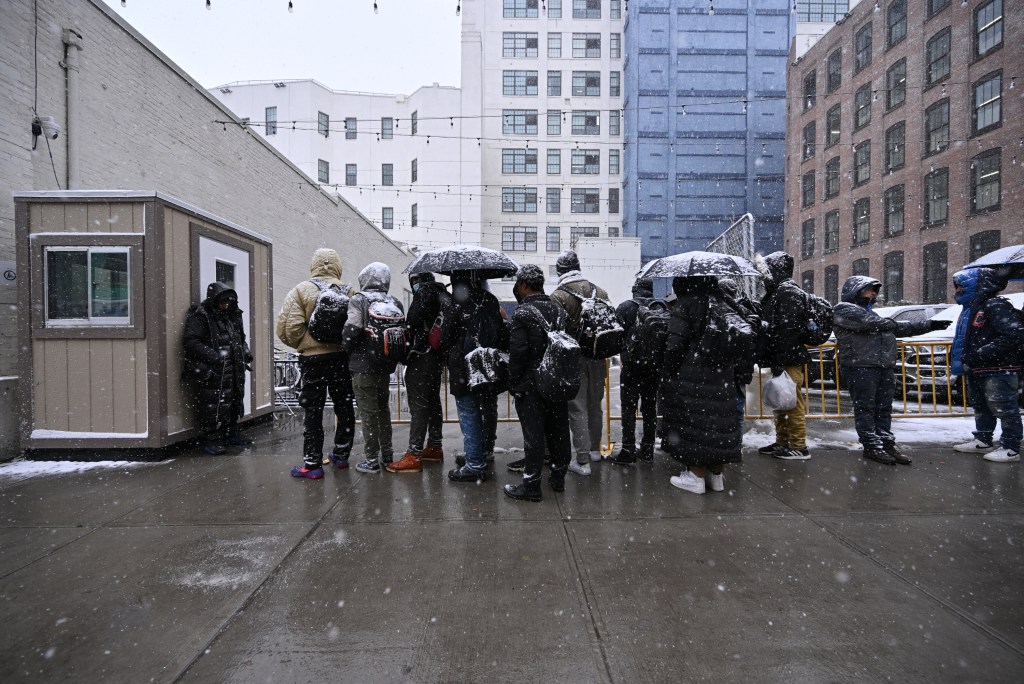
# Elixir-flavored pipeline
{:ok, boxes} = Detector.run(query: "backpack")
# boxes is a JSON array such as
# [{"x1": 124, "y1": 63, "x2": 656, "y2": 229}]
[
  {"x1": 624, "y1": 305, "x2": 671, "y2": 374},
  {"x1": 307, "y1": 279, "x2": 350, "y2": 344},
  {"x1": 528, "y1": 305, "x2": 582, "y2": 403},
  {"x1": 559, "y1": 285, "x2": 625, "y2": 359},
  {"x1": 363, "y1": 295, "x2": 408, "y2": 367},
  {"x1": 802, "y1": 291, "x2": 834, "y2": 346}
]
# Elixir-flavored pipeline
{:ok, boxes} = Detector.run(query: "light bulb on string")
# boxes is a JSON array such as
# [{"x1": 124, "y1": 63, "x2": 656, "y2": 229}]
[
  {"x1": 374, "y1": 2, "x2": 379, "y2": 14},
  {"x1": 874, "y1": 1, "x2": 880, "y2": 13},
  {"x1": 121, "y1": 0, "x2": 126, "y2": 6},
  {"x1": 206, "y1": 0, "x2": 211, "y2": 9},
  {"x1": 961, "y1": 0, "x2": 968, "y2": 6},
  {"x1": 708, "y1": 2, "x2": 715, "y2": 16},
  {"x1": 457, "y1": 3, "x2": 461, "y2": 16},
  {"x1": 289, "y1": 1, "x2": 294, "y2": 12}
]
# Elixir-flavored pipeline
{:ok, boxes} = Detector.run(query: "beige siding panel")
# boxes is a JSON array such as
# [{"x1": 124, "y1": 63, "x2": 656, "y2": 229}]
[
  {"x1": 88, "y1": 339, "x2": 114, "y2": 433},
  {"x1": 86, "y1": 202, "x2": 109, "y2": 232},
  {"x1": 63, "y1": 204, "x2": 88, "y2": 233},
  {"x1": 132, "y1": 203, "x2": 145, "y2": 233},
  {"x1": 66, "y1": 341, "x2": 91, "y2": 432},
  {"x1": 165, "y1": 209, "x2": 192, "y2": 434},
  {"x1": 135, "y1": 339, "x2": 148, "y2": 434},
  {"x1": 39, "y1": 339, "x2": 69, "y2": 431},
  {"x1": 39, "y1": 203, "x2": 65, "y2": 232},
  {"x1": 108, "y1": 203, "x2": 130, "y2": 232},
  {"x1": 111, "y1": 339, "x2": 138, "y2": 433},
  {"x1": 28, "y1": 204, "x2": 42, "y2": 234}
]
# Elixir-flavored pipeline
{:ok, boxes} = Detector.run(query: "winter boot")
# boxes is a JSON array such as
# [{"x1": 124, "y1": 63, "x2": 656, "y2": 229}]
[
  {"x1": 419, "y1": 444, "x2": 445, "y2": 462},
  {"x1": 610, "y1": 445, "x2": 636, "y2": 466},
  {"x1": 448, "y1": 465, "x2": 488, "y2": 482},
  {"x1": 504, "y1": 477, "x2": 542, "y2": 502},
  {"x1": 549, "y1": 469, "x2": 566, "y2": 493},
  {"x1": 863, "y1": 447, "x2": 896, "y2": 465},
  {"x1": 386, "y1": 451, "x2": 423, "y2": 473},
  {"x1": 639, "y1": 443, "x2": 655, "y2": 462},
  {"x1": 883, "y1": 443, "x2": 912, "y2": 465}
]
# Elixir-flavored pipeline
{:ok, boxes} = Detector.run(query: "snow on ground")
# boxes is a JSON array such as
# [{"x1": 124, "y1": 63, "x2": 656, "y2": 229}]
[
  {"x1": 0, "y1": 458, "x2": 169, "y2": 480},
  {"x1": 743, "y1": 416, "x2": 979, "y2": 451}
]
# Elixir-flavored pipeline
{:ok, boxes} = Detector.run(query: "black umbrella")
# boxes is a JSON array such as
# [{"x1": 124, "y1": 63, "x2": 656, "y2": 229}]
[
  {"x1": 404, "y1": 245, "x2": 519, "y2": 280},
  {"x1": 636, "y1": 250, "x2": 759, "y2": 279}
]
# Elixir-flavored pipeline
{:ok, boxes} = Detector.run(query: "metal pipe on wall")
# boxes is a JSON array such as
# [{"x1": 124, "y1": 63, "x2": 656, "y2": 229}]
[{"x1": 62, "y1": 28, "x2": 84, "y2": 189}]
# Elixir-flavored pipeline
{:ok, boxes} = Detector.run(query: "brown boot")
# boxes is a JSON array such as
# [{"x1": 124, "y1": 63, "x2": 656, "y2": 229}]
[
  {"x1": 419, "y1": 444, "x2": 444, "y2": 462},
  {"x1": 385, "y1": 451, "x2": 423, "y2": 473}
]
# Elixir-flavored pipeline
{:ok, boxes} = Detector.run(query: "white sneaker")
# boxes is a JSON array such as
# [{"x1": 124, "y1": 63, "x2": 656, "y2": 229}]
[
  {"x1": 706, "y1": 472, "x2": 725, "y2": 492},
  {"x1": 953, "y1": 439, "x2": 996, "y2": 453},
  {"x1": 589, "y1": 450, "x2": 603, "y2": 462},
  {"x1": 670, "y1": 470, "x2": 706, "y2": 494},
  {"x1": 569, "y1": 461, "x2": 592, "y2": 476},
  {"x1": 983, "y1": 448, "x2": 1020, "y2": 463}
]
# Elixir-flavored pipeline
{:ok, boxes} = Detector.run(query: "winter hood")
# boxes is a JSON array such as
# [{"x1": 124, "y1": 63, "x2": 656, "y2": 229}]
[
  {"x1": 204, "y1": 281, "x2": 237, "y2": 306},
  {"x1": 358, "y1": 262, "x2": 391, "y2": 293},
  {"x1": 632, "y1": 277, "x2": 654, "y2": 298},
  {"x1": 310, "y1": 248, "x2": 343, "y2": 280},
  {"x1": 760, "y1": 251, "x2": 794, "y2": 286},
  {"x1": 841, "y1": 276, "x2": 881, "y2": 305},
  {"x1": 954, "y1": 267, "x2": 1005, "y2": 307}
]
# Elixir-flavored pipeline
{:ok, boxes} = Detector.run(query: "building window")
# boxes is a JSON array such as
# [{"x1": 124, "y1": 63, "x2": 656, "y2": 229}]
[
  {"x1": 546, "y1": 226, "x2": 561, "y2": 251},
  {"x1": 802, "y1": 121, "x2": 816, "y2": 161},
  {"x1": 44, "y1": 247, "x2": 131, "y2": 325},
  {"x1": 802, "y1": 171, "x2": 816, "y2": 209},
  {"x1": 570, "y1": 226, "x2": 600, "y2": 244},
  {"x1": 971, "y1": 149, "x2": 1001, "y2": 213},
  {"x1": 925, "y1": 100, "x2": 950, "y2": 155},
  {"x1": 265, "y1": 106, "x2": 277, "y2": 135},
  {"x1": 976, "y1": 0, "x2": 1003, "y2": 59},
  {"x1": 547, "y1": 110, "x2": 562, "y2": 135},
  {"x1": 318, "y1": 111, "x2": 329, "y2": 137},
  {"x1": 852, "y1": 259, "x2": 870, "y2": 277},
  {"x1": 608, "y1": 149, "x2": 620, "y2": 175},
  {"x1": 825, "y1": 105, "x2": 841, "y2": 148},
  {"x1": 345, "y1": 164, "x2": 357, "y2": 186},
  {"x1": 969, "y1": 230, "x2": 1001, "y2": 263},
  {"x1": 503, "y1": 70, "x2": 539, "y2": 96},
  {"x1": 883, "y1": 252, "x2": 904, "y2": 303},
  {"x1": 855, "y1": 22, "x2": 873, "y2": 72},
  {"x1": 922, "y1": 242, "x2": 948, "y2": 304},
  {"x1": 886, "y1": 59, "x2": 906, "y2": 110},
  {"x1": 504, "y1": 0, "x2": 539, "y2": 19},
  {"x1": 824, "y1": 265, "x2": 840, "y2": 304},
  {"x1": 853, "y1": 198, "x2": 870, "y2": 245},
  {"x1": 549, "y1": 0, "x2": 562, "y2": 18},
  {"x1": 802, "y1": 270, "x2": 815, "y2": 294},
  {"x1": 570, "y1": 188, "x2": 600, "y2": 213},
  {"x1": 503, "y1": 31, "x2": 539, "y2": 58},
  {"x1": 972, "y1": 71, "x2": 1002, "y2": 135},
  {"x1": 411, "y1": 158, "x2": 418, "y2": 183},
  {"x1": 381, "y1": 164, "x2": 393, "y2": 186},
  {"x1": 573, "y1": 110, "x2": 601, "y2": 135},
  {"x1": 884, "y1": 185, "x2": 904, "y2": 237},
  {"x1": 926, "y1": 29, "x2": 951, "y2": 86},
  {"x1": 381, "y1": 207, "x2": 393, "y2": 230},
  {"x1": 801, "y1": 218, "x2": 815, "y2": 259},
  {"x1": 803, "y1": 70, "x2": 817, "y2": 111},
  {"x1": 548, "y1": 32, "x2": 562, "y2": 58},
  {"x1": 610, "y1": 33, "x2": 621, "y2": 58},
  {"x1": 572, "y1": 0, "x2": 601, "y2": 19},
  {"x1": 572, "y1": 33, "x2": 601, "y2": 58},
  {"x1": 502, "y1": 188, "x2": 538, "y2": 213},
  {"x1": 502, "y1": 226, "x2": 538, "y2": 251},
  {"x1": 548, "y1": 70, "x2": 562, "y2": 96},
  {"x1": 502, "y1": 148, "x2": 539, "y2": 174},
  {"x1": 608, "y1": 188, "x2": 620, "y2": 214},
  {"x1": 609, "y1": 110, "x2": 620, "y2": 136},
  {"x1": 609, "y1": 71, "x2": 621, "y2": 97},
  {"x1": 824, "y1": 210, "x2": 839, "y2": 253},
  {"x1": 608, "y1": 225, "x2": 619, "y2": 238},
  {"x1": 547, "y1": 149, "x2": 561, "y2": 174},
  {"x1": 571, "y1": 149, "x2": 600, "y2": 175},
  {"x1": 317, "y1": 159, "x2": 329, "y2": 184},
  {"x1": 546, "y1": 187, "x2": 561, "y2": 213},
  {"x1": 854, "y1": 84, "x2": 872, "y2": 130},
  {"x1": 411, "y1": 203, "x2": 418, "y2": 227},
  {"x1": 379, "y1": 117, "x2": 392, "y2": 140},
  {"x1": 411, "y1": 111, "x2": 418, "y2": 136},
  {"x1": 572, "y1": 71, "x2": 601, "y2": 97},
  {"x1": 825, "y1": 157, "x2": 841, "y2": 198},
  {"x1": 827, "y1": 48, "x2": 842, "y2": 93},
  {"x1": 885, "y1": 122, "x2": 905, "y2": 172},
  {"x1": 927, "y1": 0, "x2": 951, "y2": 18},
  {"x1": 887, "y1": 0, "x2": 907, "y2": 48},
  {"x1": 854, "y1": 141, "x2": 871, "y2": 186},
  {"x1": 345, "y1": 117, "x2": 357, "y2": 140},
  {"x1": 610, "y1": 0, "x2": 621, "y2": 20},
  {"x1": 924, "y1": 167, "x2": 949, "y2": 225},
  {"x1": 503, "y1": 109, "x2": 539, "y2": 135}
]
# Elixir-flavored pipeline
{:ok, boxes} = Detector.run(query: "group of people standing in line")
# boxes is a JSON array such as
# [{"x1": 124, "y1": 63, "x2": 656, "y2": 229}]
[{"x1": 180, "y1": 246, "x2": 1024, "y2": 502}]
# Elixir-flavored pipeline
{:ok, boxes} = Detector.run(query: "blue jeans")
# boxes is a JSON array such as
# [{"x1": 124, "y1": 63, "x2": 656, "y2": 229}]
[
  {"x1": 455, "y1": 393, "x2": 487, "y2": 472},
  {"x1": 968, "y1": 374, "x2": 1023, "y2": 452}
]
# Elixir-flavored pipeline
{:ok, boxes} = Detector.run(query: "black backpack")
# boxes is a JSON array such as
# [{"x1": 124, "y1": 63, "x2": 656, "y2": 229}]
[
  {"x1": 801, "y1": 291, "x2": 834, "y2": 346},
  {"x1": 363, "y1": 295, "x2": 408, "y2": 368},
  {"x1": 559, "y1": 285, "x2": 625, "y2": 359},
  {"x1": 307, "y1": 279, "x2": 349, "y2": 344},
  {"x1": 528, "y1": 305, "x2": 581, "y2": 403},
  {"x1": 625, "y1": 305, "x2": 671, "y2": 374}
]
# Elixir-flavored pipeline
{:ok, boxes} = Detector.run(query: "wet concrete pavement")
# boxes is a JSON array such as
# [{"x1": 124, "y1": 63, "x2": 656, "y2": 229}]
[{"x1": 1, "y1": 414, "x2": 1023, "y2": 683}]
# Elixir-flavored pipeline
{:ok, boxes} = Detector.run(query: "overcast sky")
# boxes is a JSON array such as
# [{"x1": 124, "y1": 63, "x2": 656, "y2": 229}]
[{"x1": 101, "y1": 0, "x2": 462, "y2": 94}]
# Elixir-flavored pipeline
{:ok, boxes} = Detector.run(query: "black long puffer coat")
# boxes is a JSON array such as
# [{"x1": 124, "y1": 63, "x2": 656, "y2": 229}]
[
  {"x1": 182, "y1": 283, "x2": 250, "y2": 421},
  {"x1": 659, "y1": 278, "x2": 753, "y2": 468}
]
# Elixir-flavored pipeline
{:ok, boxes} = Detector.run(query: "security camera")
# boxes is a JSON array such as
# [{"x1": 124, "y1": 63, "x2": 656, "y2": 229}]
[{"x1": 38, "y1": 116, "x2": 61, "y2": 139}]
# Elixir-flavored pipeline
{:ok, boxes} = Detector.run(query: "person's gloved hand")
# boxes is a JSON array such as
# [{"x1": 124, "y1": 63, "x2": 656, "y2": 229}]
[
  {"x1": 930, "y1": 319, "x2": 953, "y2": 331},
  {"x1": 770, "y1": 366, "x2": 783, "y2": 377}
]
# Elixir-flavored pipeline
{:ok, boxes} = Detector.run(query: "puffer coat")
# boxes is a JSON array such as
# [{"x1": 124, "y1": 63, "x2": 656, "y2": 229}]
[
  {"x1": 342, "y1": 263, "x2": 405, "y2": 375},
  {"x1": 833, "y1": 276, "x2": 933, "y2": 368},
  {"x1": 952, "y1": 268, "x2": 1024, "y2": 376},
  {"x1": 276, "y1": 248, "x2": 355, "y2": 356},
  {"x1": 183, "y1": 282, "x2": 250, "y2": 420},
  {"x1": 759, "y1": 252, "x2": 811, "y2": 368}
]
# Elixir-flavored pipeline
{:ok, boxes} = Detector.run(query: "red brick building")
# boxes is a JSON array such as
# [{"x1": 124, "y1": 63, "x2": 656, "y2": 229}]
[{"x1": 785, "y1": 0, "x2": 1020, "y2": 304}]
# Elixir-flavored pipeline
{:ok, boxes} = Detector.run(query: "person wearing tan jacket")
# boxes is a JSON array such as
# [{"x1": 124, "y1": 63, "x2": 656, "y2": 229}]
[{"x1": 277, "y1": 248, "x2": 357, "y2": 479}]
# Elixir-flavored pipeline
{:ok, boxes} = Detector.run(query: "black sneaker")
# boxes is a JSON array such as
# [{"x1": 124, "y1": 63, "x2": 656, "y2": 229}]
[
  {"x1": 863, "y1": 447, "x2": 896, "y2": 465},
  {"x1": 774, "y1": 447, "x2": 811, "y2": 461},
  {"x1": 355, "y1": 459, "x2": 381, "y2": 474},
  {"x1": 507, "y1": 458, "x2": 526, "y2": 472},
  {"x1": 758, "y1": 443, "x2": 780, "y2": 455},
  {"x1": 883, "y1": 443, "x2": 912, "y2": 465},
  {"x1": 503, "y1": 479, "x2": 542, "y2": 502},
  {"x1": 609, "y1": 447, "x2": 636, "y2": 466},
  {"x1": 448, "y1": 465, "x2": 488, "y2": 482}
]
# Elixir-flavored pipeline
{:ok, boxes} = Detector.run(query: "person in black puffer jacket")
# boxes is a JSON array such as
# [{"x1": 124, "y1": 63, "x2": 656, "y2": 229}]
[
  {"x1": 611, "y1": 276, "x2": 658, "y2": 465},
  {"x1": 660, "y1": 277, "x2": 754, "y2": 495},
  {"x1": 834, "y1": 275, "x2": 950, "y2": 465},
  {"x1": 182, "y1": 282, "x2": 252, "y2": 455},
  {"x1": 719, "y1": 277, "x2": 762, "y2": 435}
]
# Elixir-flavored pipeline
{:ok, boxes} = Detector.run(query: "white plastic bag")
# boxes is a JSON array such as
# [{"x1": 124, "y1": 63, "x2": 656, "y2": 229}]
[{"x1": 763, "y1": 371, "x2": 798, "y2": 413}]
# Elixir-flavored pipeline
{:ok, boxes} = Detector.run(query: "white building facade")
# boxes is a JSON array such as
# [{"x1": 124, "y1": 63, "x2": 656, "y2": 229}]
[{"x1": 210, "y1": 80, "x2": 482, "y2": 250}]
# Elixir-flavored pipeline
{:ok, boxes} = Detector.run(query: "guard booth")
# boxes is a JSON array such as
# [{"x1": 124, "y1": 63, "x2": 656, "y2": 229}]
[{"x1": 14, "y1": 191, "x2": 274, "y2": 456}]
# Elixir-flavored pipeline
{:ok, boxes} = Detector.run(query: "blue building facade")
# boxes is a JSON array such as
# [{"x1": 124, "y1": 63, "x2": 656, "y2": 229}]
[{"x1": 623, "y1": 1, "x2": 795, "y2": 262}]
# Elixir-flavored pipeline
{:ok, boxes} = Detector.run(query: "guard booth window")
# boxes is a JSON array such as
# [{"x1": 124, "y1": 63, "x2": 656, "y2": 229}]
[{"x1": 45, "y1": 247, "x2": 131, "y2": 325}]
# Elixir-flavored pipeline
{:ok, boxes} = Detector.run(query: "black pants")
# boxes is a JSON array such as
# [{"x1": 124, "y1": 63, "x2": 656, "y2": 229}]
[
  {"x1": 620, "y1": 366, "x2": 658, "y2": 450},
  {"x1": 404, "y1": 350, "x2": 444, "y2": 451},
  {"x1": 844, "y1": 366, "x2": 896, "y2": 450},
  {"x1": 298, "y1": 353, "x2": 355, "y2": 467},
  {"x1": 515, "y1": 390, "x2": 571, "y2": 481},
  {"x1": 481, "y1": 390, "x2": 498, "y2": 457}
]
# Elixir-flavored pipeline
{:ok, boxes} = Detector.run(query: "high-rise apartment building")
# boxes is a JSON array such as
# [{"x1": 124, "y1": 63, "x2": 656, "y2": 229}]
[{"x1": 623, "y1": 1, "x2": 795, "y2": 261}]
